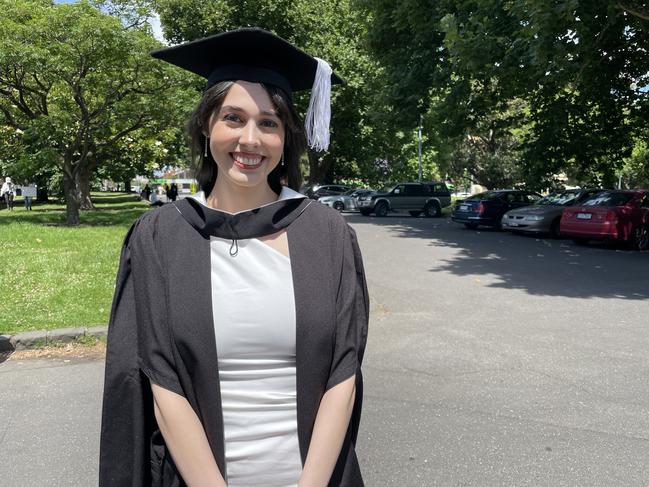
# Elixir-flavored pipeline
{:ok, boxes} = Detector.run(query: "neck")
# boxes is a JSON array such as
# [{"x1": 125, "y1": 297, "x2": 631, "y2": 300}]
[{"x1": 206, "y1": 178, "x2": 279, "y2": 213}]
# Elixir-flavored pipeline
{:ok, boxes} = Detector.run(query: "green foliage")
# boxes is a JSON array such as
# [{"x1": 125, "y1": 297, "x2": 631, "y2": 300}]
[
  {"x1": 622, "y1": 137, "x2": 649, "y2": 188},
  {"x1": 360, "y1": 0, "x2": 649, "y2": 189},
  {"x1": 0, "y1": 0, "x2": 198, "y2": 224}
]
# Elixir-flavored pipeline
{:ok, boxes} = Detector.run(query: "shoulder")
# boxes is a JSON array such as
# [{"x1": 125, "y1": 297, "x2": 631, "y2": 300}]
[
  {"x1": 127, "y1": 203, "x2": 184, "y2": 249},
  {"x1": 299, "y1": 201, "x2": 358, "y2": 255},
  {"x1": 302, "y1": 200, "x2": 352, "y2": 237}
]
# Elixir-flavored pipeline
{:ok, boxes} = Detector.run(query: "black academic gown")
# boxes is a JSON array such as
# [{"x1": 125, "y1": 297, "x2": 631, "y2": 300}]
[{"x1": 99, "y1": 194, "x2": 369, "y2": 487}]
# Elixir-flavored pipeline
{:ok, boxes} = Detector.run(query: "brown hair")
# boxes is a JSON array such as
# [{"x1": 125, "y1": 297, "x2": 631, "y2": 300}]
[{"x1": 187, "y1": 81, "x2": 306, "y2": 196}]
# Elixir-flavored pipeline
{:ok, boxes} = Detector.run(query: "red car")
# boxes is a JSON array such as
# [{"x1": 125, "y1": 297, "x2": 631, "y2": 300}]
[{"x1": 560, "y1": 190, "x2": 649, "y2": 250}]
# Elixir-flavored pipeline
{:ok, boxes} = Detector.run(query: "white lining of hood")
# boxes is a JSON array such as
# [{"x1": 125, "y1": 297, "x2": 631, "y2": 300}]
[{"x1": 184, "y1": 186, "x2": 306, "y2": 216}]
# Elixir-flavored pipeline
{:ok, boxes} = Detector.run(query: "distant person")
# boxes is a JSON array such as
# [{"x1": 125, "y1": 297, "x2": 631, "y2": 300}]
[
  {"x1": 22, "y1": 181, "x2": 34, "y2": 210},
  {"x1": 164, "y1": 183, "x2": 170, "y2": 201},
  {"x1": 150, "y1": 187, "x2": 164, "y2": 207},
  {"x1": 1, "y1": 177, "x2": 15, "y2": 211},
  {"x1": 141, "y1": 184, "x2": 151, "y2": 202},
  {"x1": 168, "y1": 183, "x2": 178, "y2": 202}
]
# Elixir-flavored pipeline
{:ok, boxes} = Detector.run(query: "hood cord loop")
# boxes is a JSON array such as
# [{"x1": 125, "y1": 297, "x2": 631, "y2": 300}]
[{"x1": 229, "y1": 238, "x2": 239, "y2": 257}]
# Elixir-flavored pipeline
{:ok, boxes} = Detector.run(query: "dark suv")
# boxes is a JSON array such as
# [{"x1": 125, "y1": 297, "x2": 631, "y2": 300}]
[{"x1": 357, "y1": 182, "x2": 451, "y2": 217}]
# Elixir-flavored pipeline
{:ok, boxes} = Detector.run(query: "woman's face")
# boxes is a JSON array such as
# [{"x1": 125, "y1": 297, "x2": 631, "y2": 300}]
[{"x1": 206, "y1": 81, "x2": 285, "y2": 192}]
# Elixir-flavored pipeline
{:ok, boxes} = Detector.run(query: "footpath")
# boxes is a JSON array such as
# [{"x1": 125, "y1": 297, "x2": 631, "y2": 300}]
[{"x1": 0, "y1": 326, "x2": 108, "y2": 353}]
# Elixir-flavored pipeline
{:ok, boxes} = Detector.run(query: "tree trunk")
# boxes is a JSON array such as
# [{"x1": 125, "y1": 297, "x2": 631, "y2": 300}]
[
  {"x1": 36, "y1": 181, "x2": 49, "y2": 203},
  {"x1": 63, "y1": 168, "x2": 81, "y2": 226},
  {"x1": 307, "y1": 151, "x2": 333, "y2": 184},
  {"x1": 124, "y1": 180, "x2": 132, "y2": 192},
  {"x1": 79, "y1": 164, "x2": 95, "y2": 210}
]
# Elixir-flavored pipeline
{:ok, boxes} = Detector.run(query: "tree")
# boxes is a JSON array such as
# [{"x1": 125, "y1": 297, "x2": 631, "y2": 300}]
[
  {"x1": 621, "y1": 136, "x2": 649, "y2": 188},
  {"x1": 95, "y1": 126, "x2": 188, "y2": 189},
  {"x1": 0, "y1": 0, "x2": 196, "y2": 224},
  {"x1": 359, "y1": 0, "x2": 649, "y2": 188}
]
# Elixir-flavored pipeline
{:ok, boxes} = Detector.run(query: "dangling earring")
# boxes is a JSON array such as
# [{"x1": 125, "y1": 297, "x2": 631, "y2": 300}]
[
  {"x1": 280, "y1": 154, "x2": 285, "y2": 167},
  {"x1": 204, "y1": 137, "x2": 209, "y2": 158}
]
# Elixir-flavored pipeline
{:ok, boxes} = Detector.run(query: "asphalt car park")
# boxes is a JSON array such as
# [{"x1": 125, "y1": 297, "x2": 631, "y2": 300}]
[
  {"x1": 2, "y1": 213, "x2": 647, "y2": 486},
  {"x1": 348, "y1": 213, "x2": 649, "y2": 485}
]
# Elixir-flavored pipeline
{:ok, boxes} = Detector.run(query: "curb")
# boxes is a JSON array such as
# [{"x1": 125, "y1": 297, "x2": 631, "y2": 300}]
[{"x1": 0, "y1": 326, "x2": 108, "y2": 353}]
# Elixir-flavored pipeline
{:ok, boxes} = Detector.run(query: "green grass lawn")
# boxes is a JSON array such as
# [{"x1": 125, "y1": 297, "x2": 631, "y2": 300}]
[{"x1": 0, "y1": 192, "x2": 149, "y2": 334}]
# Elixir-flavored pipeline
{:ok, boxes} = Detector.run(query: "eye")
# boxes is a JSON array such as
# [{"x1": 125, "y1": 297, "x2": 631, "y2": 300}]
[
  {"x1": 260, "y1": 119, "x2": 280, "y2": 128},
  {"x1": 223, "y1": 113, "x2": 242, "y2": 123}
]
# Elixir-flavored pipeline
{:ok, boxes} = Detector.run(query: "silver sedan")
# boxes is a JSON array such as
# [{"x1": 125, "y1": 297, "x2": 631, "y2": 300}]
[
  {"x1": 502, "y1": 188, "x2": 603, "y2": 237},
  {"x1": 318, "y1": 189, "x2": 374, "y2": 212}
]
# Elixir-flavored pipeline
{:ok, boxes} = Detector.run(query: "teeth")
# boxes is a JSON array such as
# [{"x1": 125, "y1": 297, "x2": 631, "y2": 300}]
[{"x1": 234, "y1": 154, "x2": 262, "y2": 165}]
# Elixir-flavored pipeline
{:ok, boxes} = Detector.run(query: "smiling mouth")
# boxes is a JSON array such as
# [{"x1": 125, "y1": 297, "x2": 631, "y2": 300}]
[{"x1": 231, "y1": 152, "x2": 265, "y2": 170}]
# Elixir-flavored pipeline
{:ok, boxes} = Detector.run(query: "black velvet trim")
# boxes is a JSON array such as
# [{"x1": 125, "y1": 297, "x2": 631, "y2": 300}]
[{"x1": 173, "y1": 197, "x2": 311, "y2": 239}]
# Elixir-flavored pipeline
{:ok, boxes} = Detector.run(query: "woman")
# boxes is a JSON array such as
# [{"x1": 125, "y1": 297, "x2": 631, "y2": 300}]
[
  {"x1": 100, "y1": 28, "x2": 369, "y2": 487},
  {"x1": 1, "y1": 177, "x2": 15, "y2": 211}
]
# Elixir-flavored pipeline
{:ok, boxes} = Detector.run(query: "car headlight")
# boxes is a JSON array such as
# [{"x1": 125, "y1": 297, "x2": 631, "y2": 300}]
[{"x1": 525, "y1": 215, "x2": 544, "y2": 221}]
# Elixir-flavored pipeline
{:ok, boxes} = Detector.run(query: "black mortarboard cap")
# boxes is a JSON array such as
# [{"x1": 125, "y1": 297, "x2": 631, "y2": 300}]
[
  {"x1": 151, "y1": 28, "x2": 343, "y2": 151},
  {"x1": 151, "y1": 27, "x2": 343, "y2": 96}
]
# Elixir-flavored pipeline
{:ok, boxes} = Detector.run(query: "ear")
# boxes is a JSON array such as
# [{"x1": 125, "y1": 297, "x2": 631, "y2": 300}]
[{"x1": 202, "y1": 112, "x2": 217, "y2": 137}]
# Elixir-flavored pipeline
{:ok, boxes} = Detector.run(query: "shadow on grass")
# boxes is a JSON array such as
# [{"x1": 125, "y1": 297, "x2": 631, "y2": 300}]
[
  {"x1": 0, "y1": 192, "x2": 149, "y2": 227},
  {"x1": 90, "y1": 192, "x2": 143, "y2": 206},
  {"x1": 344, "y1": 213, "x2": 649, "y2": 301}
]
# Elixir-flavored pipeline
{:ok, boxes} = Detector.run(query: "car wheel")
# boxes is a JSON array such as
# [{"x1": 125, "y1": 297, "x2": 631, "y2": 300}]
[
  {"x1": 360, "y1": 209, "x2": 372, "y2": 216},
  {"x1": 549, "y1": 219, "x2": 561, "y2": 239},
  {"x1": 630, "y1": 225, "x2": 649, "y2": 251},
  {"x1": 375, "y1": 201, "x2": 389, "y2": 217},
  {"x1": 424, "y1": 202, "x2": 441, "y2": 218},
  {"x1": 573, "y1": 238, "x2": 589, "y2": 246},
  {"x1": 464, "y1": 223, "x2": 478, "y2": 230},
  {"x1": 333, "y1": 201, "x2": 344, "y2": 212},
  {"x1": 409, "y1": 211, "x2": 422, "y2": 217}
]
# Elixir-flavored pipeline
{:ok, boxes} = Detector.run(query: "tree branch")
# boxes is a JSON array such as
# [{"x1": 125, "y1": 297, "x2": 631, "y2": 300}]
[{"x1": 617, "y1": 3, "x2": 649, "y2": 21}]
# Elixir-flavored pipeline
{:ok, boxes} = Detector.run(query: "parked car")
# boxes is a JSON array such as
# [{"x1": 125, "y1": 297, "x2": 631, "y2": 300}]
[
  {"x1": 303, "y1": 184, "x2": 350, "y2": 200},
  {"x1": 357, "y1": 182, "x2": 451, "y2": 217},
  {"x1": 318, "y1": 189, "x2": 374, "y2": 212},
  {"x1": 451, "y1": 190, "x2": 542, "y2": 229},
  {"x1": 560, "y1": 190, "x2": 649, "y2": 250},
  {"x1": 502, "y1": 188, "x2": 603, "y2": 238}
]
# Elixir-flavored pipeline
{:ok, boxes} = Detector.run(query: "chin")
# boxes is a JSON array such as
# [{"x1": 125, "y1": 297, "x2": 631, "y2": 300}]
[{"x1": 225, "y1": 169, "x2": 270, "y2": 189}]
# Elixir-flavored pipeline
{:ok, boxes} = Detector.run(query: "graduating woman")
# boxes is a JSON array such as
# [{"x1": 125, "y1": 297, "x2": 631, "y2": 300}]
[{"x1": 99, "y1": 28, "x2": 369, "y2": 487}]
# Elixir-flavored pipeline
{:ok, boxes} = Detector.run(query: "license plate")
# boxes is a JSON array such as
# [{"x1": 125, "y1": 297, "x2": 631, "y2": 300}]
[
  {"x1": 508, "y1": 222, "x2": 519, "y2": 227},
  {"x1": 577, "y1": 213, "x2": 592, "y2": 220},
  {"x1": 459, "y1": 205, "x2": 469, "y2": 211}
]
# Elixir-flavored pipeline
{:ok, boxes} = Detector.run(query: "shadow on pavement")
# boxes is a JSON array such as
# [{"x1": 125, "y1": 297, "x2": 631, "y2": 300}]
[{"x1": 345, "y1": 213, "x2": 648, "y2": 300}]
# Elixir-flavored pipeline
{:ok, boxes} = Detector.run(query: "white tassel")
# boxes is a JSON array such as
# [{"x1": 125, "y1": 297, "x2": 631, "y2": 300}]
[{"x1": 305, "y1": 57, "x2": 332, "y2": 152}]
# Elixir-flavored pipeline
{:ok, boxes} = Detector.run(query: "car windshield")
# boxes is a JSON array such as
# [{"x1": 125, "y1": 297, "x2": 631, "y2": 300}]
[
  {"x1": 342, "y1": 189, "x2": 356, "y2": 196},
  {"x1": 581, "y1": 192, "x2": 633, "y2": 207},
  {"x1": 469, "y1": 192, "x2": 502, "y2": 201},
  {"x1": 537, "y1": 192, "x2": 578, "y2": 206},
  {"x1": 379, "y1": 184, "x2": 396, "y2": 193}
]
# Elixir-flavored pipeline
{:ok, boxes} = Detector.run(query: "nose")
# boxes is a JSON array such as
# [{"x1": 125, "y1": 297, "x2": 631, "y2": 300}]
[{"x1": 239, "y1": 119, "x2": 260, "y2": 147}]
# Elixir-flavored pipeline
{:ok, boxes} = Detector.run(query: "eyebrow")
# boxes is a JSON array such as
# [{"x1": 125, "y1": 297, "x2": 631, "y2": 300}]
[{"x1": 221, "y1": 105, "x2": 278, "y2": 117}]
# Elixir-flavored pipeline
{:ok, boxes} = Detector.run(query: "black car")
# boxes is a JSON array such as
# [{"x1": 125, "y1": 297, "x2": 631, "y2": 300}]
[{"x1": 451, "y1": 190, "x2": 542, "y2": 229}]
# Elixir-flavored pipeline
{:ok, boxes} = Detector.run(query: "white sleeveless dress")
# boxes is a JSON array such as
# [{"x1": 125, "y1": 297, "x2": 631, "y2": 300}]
[{"x1": 202, "y1": 189, "x2": 303, "y2": 487}]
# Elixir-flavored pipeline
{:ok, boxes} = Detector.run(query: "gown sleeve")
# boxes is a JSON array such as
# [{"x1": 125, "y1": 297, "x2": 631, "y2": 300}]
[
  {"x1": 99, "y1": 213, "x2": 184, "y2": 487},
  {"x1": 129, "y1": 214, "x2": 184, "y2": 396},
  {"x1": 326, "y1": 225, "x2": 370, "y2": 390}
]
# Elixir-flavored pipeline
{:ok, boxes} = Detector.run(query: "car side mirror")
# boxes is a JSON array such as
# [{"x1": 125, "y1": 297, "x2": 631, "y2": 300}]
[{"x1": 394, "y1": 189, "x2": 400, "y2": 194}]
